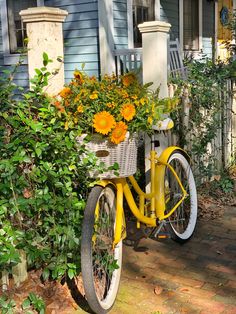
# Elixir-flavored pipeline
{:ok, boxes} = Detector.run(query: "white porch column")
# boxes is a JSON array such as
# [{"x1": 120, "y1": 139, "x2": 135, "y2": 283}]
[
  {"x1": 138, "y1": 21, "x2": 171, "y2": 98},
  {"x1": 139, "y1": 21, "x2": 171, "y2": 191},
  {"x1": 98, "y1": 0, "x2": 116, "y2": 75},
  {"x1": 20, "y1": 7, "x2": 68, "y2": 95}
]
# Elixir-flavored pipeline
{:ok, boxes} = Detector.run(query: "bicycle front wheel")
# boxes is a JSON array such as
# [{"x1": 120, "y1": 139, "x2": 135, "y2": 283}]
[
  {"x1": 81, "y1": 185, "x2": 122, "y2": 314},
  {"x1": 164, "y1": 150, "x2": 198, "y2": 243}
]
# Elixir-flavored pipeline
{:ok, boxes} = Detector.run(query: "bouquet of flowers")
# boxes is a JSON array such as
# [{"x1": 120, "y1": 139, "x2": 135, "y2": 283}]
[{"x1": 53, "y1": 70, "x2": 178, "y2": 144}]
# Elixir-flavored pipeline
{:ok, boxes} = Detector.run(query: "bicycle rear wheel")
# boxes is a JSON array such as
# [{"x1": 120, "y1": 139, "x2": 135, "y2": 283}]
[
  {"x1": 81, "y1": 185, "x2": 122, "y2": 314},
  {"x1": 164, "y1": 150, "x2": 197, "y2": 243}
]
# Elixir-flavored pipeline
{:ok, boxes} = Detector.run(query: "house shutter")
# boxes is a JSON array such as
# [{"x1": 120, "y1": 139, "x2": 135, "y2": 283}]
[
  {"x1": 183, "y1": 0, "x2": 199, "y2": 51},
  {"x1": 7, "y1": 0, "x2": 37, "y2": 52}
]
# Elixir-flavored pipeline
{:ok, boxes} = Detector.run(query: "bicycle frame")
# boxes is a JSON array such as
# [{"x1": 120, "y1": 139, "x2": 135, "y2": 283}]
[{"x1": 98, "y1": 146, "x2": 188, "y2": 246}]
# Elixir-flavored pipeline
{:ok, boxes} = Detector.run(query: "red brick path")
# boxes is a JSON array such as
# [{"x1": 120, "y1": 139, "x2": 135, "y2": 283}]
[{"x1": 113, "y1": 205, "x2": 236, "y2": 314}]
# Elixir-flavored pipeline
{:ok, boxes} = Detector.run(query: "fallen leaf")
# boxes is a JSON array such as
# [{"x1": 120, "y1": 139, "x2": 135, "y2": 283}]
[
  {"x1": 154, "y1": 285, "x2": 163, "y2": 295},
  {"x1": 179, "y1": 287, "x2": 189, "y2": 292}
]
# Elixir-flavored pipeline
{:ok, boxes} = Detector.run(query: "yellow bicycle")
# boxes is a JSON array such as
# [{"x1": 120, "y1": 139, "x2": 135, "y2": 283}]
[{"x1": 80, "y1": 119, "x2": 198, "y2": 314}]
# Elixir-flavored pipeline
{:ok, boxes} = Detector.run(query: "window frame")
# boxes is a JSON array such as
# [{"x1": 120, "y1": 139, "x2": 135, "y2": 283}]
[
  {"x1": 0, "y1": 0, "x2": 44, "y2": 65},
  {"x1": 127, "y1": 0, "x2": 159, "y2": 48},
  {"x1": 179, "y1": 0, "x2": 203, "y2": 54}
]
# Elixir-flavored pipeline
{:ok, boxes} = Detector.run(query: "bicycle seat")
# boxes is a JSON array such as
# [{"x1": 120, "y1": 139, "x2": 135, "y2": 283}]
[{"x1": 152, "y1": 117, "x2": 174, "y2": 131}]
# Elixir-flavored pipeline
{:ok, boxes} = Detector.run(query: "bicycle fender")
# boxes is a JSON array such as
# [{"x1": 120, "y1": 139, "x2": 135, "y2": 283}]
[
  {"x1": 158, "y1": 146, "x2": 190, "y2": 164},
  {"x1": 95, "y1": 179, "x2": 117, "y2": 189}
]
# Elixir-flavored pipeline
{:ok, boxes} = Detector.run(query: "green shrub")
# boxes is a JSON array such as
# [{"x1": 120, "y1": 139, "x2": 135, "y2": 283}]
[
  {"x1": 0, "y1": 54, "x2": 96, "y2": 279},
  {"x1": 171, "y1": 58, "x2": 230, "y2": 182}
]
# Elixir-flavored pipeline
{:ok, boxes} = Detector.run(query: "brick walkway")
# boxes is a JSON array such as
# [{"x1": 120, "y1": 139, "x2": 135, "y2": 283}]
[
  {"x1": 75, "y1": 206, "x2": 236, "y2": 314},
  {"x1": 110, "y1": 205, "x2": 236, "y2": 314}
]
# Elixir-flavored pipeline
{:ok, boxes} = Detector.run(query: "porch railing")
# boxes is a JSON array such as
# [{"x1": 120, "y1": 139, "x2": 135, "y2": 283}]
[
  {"x1": 113, "y1": 48, "x2": 142, "y2": 77},
  {"x1": 113, "y1": 40, "x2": 187, "y2": 79}
]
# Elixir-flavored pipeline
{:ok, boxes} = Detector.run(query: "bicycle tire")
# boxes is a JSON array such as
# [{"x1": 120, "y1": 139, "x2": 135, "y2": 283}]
[
  {"x1": 164, "y1": 150, "x2": 197, "y2": 243},
  {"x1": 81, "y1": 185, "x2": 122, "y2": 314}
]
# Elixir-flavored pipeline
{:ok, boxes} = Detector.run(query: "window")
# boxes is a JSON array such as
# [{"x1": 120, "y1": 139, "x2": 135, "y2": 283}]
[
  {"x1": 133, "y1": 0, "x2": 155, "y2": 47},
  {"x1": 183, "y1": 0, "x2": 199, "y2": 51},
  {"x1": 7, "y1": 0, "x2": 37, "y2": 53},
  {"x1": 0, "y1": 0, "x2": 44, "y2": 64}
]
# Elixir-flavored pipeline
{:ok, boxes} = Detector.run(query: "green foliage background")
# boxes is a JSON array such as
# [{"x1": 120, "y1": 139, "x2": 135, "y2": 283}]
[{"x1": 0, "y1": 54, "x2": 95, "y2": 280}]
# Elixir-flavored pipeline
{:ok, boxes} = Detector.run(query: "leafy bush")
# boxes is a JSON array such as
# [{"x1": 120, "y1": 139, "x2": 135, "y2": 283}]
[
  {"x1": 0, "y1": 54, "x2": 96, "y2": 279},
  {"x1": 171, "y1": 58, "x2": 230, "y2": 181}
]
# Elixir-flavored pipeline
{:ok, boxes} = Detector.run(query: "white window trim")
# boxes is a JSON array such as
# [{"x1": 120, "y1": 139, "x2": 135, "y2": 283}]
[
  {"x1": 0, "y1": 0, "x2": 44, "y2": 65},
  {"x1": 179, "y1": 0, "x2": 203, "y2": 55},
  {"x1": 127, "y1": 0, "x2": 160, "y2": 48},
  {"x1": 98, "y1": 0, "x2": 115, "y2": 75}
]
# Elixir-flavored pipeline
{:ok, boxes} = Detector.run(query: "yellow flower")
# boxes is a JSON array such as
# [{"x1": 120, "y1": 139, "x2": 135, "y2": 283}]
[
  {"x1": 122, "y1": 73, "x2": 136, "y2": 87},
  {"x1": 90, "y1": 92, "x2": 98, "y2": 100},
  {"x1": 93, "y1": 111, "x2": 116, "y2": 135},
  {"x1": 148, "y1": 116, "x2": 153, "y2": 125},
  {"x1": 106, "y1": 102, "x2": 115, "y2": 108},
  {"x1": 74, "y1": 70, "x2": 84, "y2": 83},
  {"x1": 121, "y1": 103, "x2": 136, "y2": 121},
  {"x1": 59, "y1": 87, "x2": 71, "y2": 99},
  {"x1": 110, "y1": 122, "x2": 128, "y2": 144},
  {"x1": 139, "y1": 97, "x2": 147, "y2": 106},
  {"x1": 77, "y1": 105, "x2": 84, "y2": 113},
  {"x1": 64, "y1": 121, "x2": 69, "y2": 130}
]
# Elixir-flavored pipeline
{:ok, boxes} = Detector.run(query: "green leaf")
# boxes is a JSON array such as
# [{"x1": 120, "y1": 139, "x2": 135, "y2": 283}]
[
  {"x1": 68, "y1": 268, "x2": 75, "y2": 279},
  {"x1": 42, "y1": 268, "x2": 50, "y2": 281},
  {"x1": 22, "y1": 298, "x2": 31, "y2": 310}
]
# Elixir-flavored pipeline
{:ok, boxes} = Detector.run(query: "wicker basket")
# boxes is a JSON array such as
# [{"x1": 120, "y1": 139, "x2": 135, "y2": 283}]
[{"x1": 77, "y1": 133, "x2": 138, "y2": 178}]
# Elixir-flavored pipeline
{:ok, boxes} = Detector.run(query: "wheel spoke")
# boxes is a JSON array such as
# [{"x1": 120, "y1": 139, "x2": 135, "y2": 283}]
[
  {"x1": 164, "y1": 152, "x2": 197, "y2": 242},
  {"x1": 81, "y1": 186, "x2": 122, "y2": 313}
]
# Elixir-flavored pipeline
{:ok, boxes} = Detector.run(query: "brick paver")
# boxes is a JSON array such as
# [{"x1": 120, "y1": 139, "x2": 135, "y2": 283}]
[{"x1": 75, "y1": 205, "x2": 236, "y2": 313}]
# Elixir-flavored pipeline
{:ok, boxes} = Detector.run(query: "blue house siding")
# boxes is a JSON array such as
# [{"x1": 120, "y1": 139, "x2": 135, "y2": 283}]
[
  {"x1": 202, "y1": 0, "x2": 214, "y2": 58},
  {"x1": 160, "y1": 0, "x2": 179, "y2": 41},
  {"x1": 45, "y1": 0, "x2": 99, "y2": 81},
  {"x1": 113, "y1": 0, "x2": 128, "y2": 49}
]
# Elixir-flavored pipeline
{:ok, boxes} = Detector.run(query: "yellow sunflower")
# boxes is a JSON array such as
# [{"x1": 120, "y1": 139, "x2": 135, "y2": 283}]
[
  {"x1": 110, "y1": 121, "x2": 128, "y2": 144},
  {"x1": 121, "y1": 103, "x2": 136, "y2": 121},
  {"x1": 93, "y1": 111, "x2": 116, "y2": 135}
]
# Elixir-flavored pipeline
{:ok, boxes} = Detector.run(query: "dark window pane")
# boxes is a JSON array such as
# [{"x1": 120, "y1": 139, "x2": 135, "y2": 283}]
[
  {"x1": 133, "y1": 1, "x2": 154, "y2": 48},
  {"x1": 7, "y1": 0, "x2": 37, "y2": 53},
  {"x1": 183, "y1": 0, "x2": 199, "y2": 51}
]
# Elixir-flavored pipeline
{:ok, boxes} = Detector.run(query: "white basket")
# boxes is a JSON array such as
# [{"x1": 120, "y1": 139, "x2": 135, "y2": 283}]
[{"x1": 77, "y1": 133, "x2": 138, "y2": 178}]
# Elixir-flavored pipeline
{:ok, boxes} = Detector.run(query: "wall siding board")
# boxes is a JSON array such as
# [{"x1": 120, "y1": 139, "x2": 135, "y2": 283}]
[
  {"x1": 64, "y1": 37, "x2": 98, "y2": 47},
  {"x1": 45, "y1": 0, "x2": 99, "y2": 79},
  {"x1": 63, "y1": 20, "x2": 98, "y2": 30},
  {"x1": 113, "y1": 0, "x2": 128, "y2": 49},
  {"x1": 64, "y1": 45, "x2": 98, "y2": 55},
  {"x1": 160, "y1": 0, "x2": 179, "y2": 40}
]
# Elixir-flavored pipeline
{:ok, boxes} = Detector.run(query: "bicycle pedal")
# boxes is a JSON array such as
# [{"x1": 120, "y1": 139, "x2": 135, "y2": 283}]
[{"x1": 157, "y1": 232, "x2": 171, "y2": 239}]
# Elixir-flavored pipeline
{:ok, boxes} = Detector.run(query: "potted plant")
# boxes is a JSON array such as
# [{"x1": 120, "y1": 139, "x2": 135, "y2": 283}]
[{"x1": 53, "y1": 70, "x2": 178, "y2": 177}]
